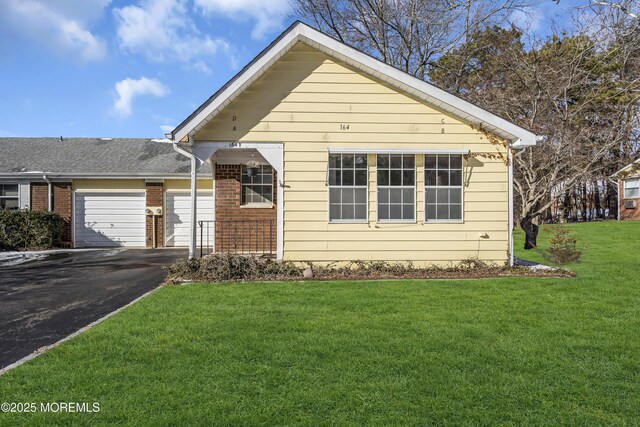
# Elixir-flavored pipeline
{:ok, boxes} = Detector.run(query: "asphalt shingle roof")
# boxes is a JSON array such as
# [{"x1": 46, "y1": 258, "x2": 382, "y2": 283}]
[{"x1": 0, "y1": 137, "x2": 211, "y2": 176}]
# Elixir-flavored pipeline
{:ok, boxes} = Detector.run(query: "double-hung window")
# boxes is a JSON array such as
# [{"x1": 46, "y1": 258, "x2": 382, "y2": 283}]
[
  {"x1": 624, "y1": 178, "x2": 640, "y2": 199},
  {"x1": 328, "y1": 153, "x2": 368, "y2": 222},
  {"x1": 425, "y1": 154, "x2": 463, "y2": 221},
  {"x1": 377, "y1": 154, "x2": 415, "y2": 222},
  {"x1": 0, "y1": 184, "x2": 19, "y2": 210},
  {"x1": 241, "y1": 165, "x2": 273, "y2": 206}
]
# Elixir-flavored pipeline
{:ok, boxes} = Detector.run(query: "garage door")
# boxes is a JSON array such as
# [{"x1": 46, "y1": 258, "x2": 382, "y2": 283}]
[
  {"x1": 165, "y1": 192, "x2": 214, "y2": 247},
  {"x1": 75, "y1": 192, "x2": 146, "y2": 247}
]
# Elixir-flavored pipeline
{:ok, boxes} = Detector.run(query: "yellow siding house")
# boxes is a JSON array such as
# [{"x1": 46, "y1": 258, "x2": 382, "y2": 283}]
[{"x1": 167, "y1": 21, "x2": 537, "y2": 266}]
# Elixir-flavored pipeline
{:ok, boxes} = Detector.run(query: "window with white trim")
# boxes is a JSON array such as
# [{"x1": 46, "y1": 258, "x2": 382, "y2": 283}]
[
  {"x1": 241, "y1": 165, "x2": 273, "y2": 206},
  {"x1": 625, "y1": 178, "x2": 640, "y2": 199},
  {"x1": 377, "y1": 154, "x2": 415, "y2": 222},
  {"x1": 425, "y1": 154, "x2": 463, "y2": 221},
  {"x1": 328, "y1": 153, "x2": 368, "y2": 222},
  {"x1": 0, "y1": 184, "x2": 19, "y2": 210}
]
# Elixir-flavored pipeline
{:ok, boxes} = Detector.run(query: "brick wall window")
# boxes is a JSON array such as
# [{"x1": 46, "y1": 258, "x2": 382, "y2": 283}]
[
  {"x1": 0, "y1": 184, "x2": 19, "y2": 210},
  {"x1": 624, "y1": 178, "x2": 640, "y2": 199},
  {"x1": 241, "y1": 165, "x2": 273, "y2": 206}
]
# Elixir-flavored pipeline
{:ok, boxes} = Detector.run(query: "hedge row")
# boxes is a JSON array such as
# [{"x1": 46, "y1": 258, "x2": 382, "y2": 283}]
[{"x1": 0, "y1": 210, "x2": 65, "y2": 250}]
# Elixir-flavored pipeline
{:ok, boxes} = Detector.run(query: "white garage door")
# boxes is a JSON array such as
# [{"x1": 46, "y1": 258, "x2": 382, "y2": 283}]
[
  {"x1": 165, "y1": 192, "x2": 214, "y2": 247},
  {"x1": 75, "y1": 192, "x2": 146, "y2": 247}
]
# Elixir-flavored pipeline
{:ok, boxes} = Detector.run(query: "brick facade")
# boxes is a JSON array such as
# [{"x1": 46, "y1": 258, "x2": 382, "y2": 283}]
[
  {"x1": 619, "y1": 180, "x2": 640, "y2": 220},
  {"x1": 215, "y1": 164, "x2": 277, "y2": 254},
  {"x1": 145, "y1": 182, "x2": 164, "y2": 247},
  {"x1": 30, "y1": 182, "x2": 72, "y2": 245}
]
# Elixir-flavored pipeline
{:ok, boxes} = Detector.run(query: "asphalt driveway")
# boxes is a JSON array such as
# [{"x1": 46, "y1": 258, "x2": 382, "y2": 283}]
[{"x1": 0, "y1": 249, "x2": 186, "y2": 369}]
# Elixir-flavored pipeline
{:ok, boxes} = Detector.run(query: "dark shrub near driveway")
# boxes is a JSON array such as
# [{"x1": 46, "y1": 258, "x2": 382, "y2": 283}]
[{"x1": 0, "y1": 210, "x2": 65, "y2": 250}]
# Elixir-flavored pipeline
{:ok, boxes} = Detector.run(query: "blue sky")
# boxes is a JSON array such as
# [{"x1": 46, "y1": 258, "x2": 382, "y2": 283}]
[{"x1": 0, "y1": 0, "x2": 585, "y2": 139}]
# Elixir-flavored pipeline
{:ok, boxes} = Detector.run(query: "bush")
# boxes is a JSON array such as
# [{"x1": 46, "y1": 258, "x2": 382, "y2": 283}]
[
  {"x1": 0, "y1": 210, "x2": 65, "y2": 250},
  {"x1": 547, "y1": 227, "x2": 581, "y2": 264},
  {"x1": 166, "y1": 254, "x2": 574, "y2": 284}
]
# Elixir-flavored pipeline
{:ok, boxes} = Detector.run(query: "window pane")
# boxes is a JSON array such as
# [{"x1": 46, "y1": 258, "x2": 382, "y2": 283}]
[
  {"x1": 426, "y1": 204, "x2": 436, "y2": 220},
  {"x1": 426, "y1": 188, "x2": 436, "y2": 204},
  {"x1": 450, "y1": 204, "x2": 462, "y2": 220},
  {"x1": 0, "y1": 198, "x2": 19, "y2": 210},
  {"x1": 450, "y1": 155, "x2": 462, "y2": 169},
  {"x1": 450, "y1": 188, "x2": 462, "y2": 204},
  {"x1": 329, "y1": 154, "x2": 341, "y2": 168},
  {"x1": 0, "y1": 185, "x2": 18, "y2": 197},
  {"x1": 403, "y1": 205, "x2": 414, "y2": 220},
  {"x1": 437, "y1": 205, "x2": 448, "y2": 219},
  {"x1": 390, "y1": 155, "x2": 402, "y2": 168},
  {"x1": 379, "y1": 188, "x2": 389, "y2": 203},
  {"x1": 355, "y1": 170, "x2": 367, "y2": 186},
  {"x1": 329, "y1": 170, "x2": 341, "y2": 186},
  {"x1": 450, "y1": 170, "x2": 462, "y2": 186},
  {"x1": 402, "y1": 170, "x2": 414, "y2": 186},
  {"x1": 377, "y1": 170, "x2": 389, "y2": 186},
  {"x1": 355, "y1": 204, "x2": 367, "y2": 219},
  {"x1": 425, "y1": 155, "x2": 436, "y2": 169},
  {"x1": 390, "y1": 204, "x2": 401, "y2": 219},
  {"x1": 377, "y1": 154, "x2": 389, "y2": 168},
  {"x1": 241, "y1": 174, "x2": 252, "y2": 183},
  {"x1": 425, "y1": 170, "x2": 436, "y2": 186},
  {"x1": 355, "y1": 188, "x2": 367, "y2": 204},
  {"x1": 330, "y1": 204, "x2": 341, "y2": 220},
  {"x1": 403, "y1": 155, "x2": 415, "y2": 168},
  {"x1": 437, "y1": 170, "x2": 449, "y2": 186},
  {"x1": 342, "y1": 170, "x2": 354, "y2": 186},
  {"x1": 330, "y1": 188, "x2": 341, "y2": 203},
  {"x1": 436, "y1": 189, "x2": 449, "y2": 204},
  {"x1": 390, "y1": 188, "x2": 401, "y2": 203},
  {"x1": 390, "y1": 170, "x2": 402, "y2": 186},
  {"x1": 342, "y1": 188, "x2": 354, "y2": 203},
  {"x1": 379, "y1": 205, "x2": 389, "y2": 220},
  {"x1": 438, "y1": 155, "x2": 449, "y2": 169},
  {"x1": 355, "y1": 155, "x2": 367, "y2": 168},
  {"x1": 402, "y1": 189, "x2": 414, "y2": 204},
  {"x1": 342, "y1": 205, "x2": 354, "y2": 220},
  {"x1": 342, "y1": 154, "x2": 354, "y2": 168}
]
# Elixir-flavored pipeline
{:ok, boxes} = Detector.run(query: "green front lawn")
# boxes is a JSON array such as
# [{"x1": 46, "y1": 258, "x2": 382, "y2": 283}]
[{"x1": 1, "y1": 222, "x2": 639, "y2": 425}]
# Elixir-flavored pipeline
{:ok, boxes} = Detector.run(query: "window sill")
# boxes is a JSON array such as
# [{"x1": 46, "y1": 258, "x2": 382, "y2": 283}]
[
  {"x1": 423, "y1": 220, "x2": 465, "y2": 224},
  {"x1": 376, "y1": 220, "x2": 417, "y2": 224},
  {"x1": 240, "y1": 204, "x2": 274, "y2": 209},
  {"x1": 328, "y1": 220, "x2": 369, "y2": 224}
]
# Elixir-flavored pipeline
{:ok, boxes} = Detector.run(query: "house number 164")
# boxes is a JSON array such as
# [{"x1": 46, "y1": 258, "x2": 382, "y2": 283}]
[{"x1": 340, "y1": 124, "x2": 350, "y2": 130}]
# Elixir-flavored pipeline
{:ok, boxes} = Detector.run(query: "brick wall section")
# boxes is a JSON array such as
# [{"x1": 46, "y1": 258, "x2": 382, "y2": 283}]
[
  {"x1": 619, "y1": 180, "x2": 640, "y2": 220},
  {"x1": 215, "y1": 164, "x2": 277, "y2": 255},
  {"x1": 30, "y1": 182, "x2": 72, "y2": 245},
  {"x1": 145, "y1": 182, "x2": 164, "y2": 247}
]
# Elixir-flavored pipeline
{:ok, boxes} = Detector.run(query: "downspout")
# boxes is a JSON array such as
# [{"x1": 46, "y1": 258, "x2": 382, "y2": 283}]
[
  {"x1": 508, "y1": 145, "x2": 514, "y2": 267},
  {"x1": 172, "y1": 143, "x2": 198, "y2": 259},
  {"x1": 43, "y1": 174, "x2": 53, "y2": 211}
]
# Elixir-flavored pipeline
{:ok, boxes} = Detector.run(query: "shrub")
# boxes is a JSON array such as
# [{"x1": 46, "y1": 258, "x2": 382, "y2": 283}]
[
  {"x1": 0, "y1": 210, "x2": 65, "y2": 250},
  {"x1": 547, "y1": 227, "x2": 581, "y2": 264},
  {"x1": 166, "y1": 253, "x2": 574, "y2": 284}
]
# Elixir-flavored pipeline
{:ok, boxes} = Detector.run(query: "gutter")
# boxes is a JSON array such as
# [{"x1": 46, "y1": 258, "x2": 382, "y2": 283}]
[{"x1": 42, "y1": 174, "x2": 53, "y2": 211}]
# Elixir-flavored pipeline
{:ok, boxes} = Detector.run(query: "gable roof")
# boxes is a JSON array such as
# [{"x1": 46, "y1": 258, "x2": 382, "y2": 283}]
[
  {"x1": 170, "y1": 21, "x2": 537, "y2": 148},
  {"x1": 0, "y1": 137, "x2": 211, "y2": 178},
  {"x1": 614, "y1": 158, "x2": 640, "y2": 178}
]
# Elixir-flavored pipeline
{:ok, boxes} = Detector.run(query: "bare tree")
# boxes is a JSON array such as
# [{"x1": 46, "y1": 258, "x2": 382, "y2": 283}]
[
  {"x1": 588, "y1": 0, "x2": 639, "y2": 19},
  {"x1": 291, "y1": 0, "x2": 530, "y2": 80}
]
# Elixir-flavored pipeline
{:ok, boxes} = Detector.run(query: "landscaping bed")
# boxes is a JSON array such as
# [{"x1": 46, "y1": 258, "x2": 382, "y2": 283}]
[{"x1": 166, "y1": 253, "x2": 575, "y2": 283}]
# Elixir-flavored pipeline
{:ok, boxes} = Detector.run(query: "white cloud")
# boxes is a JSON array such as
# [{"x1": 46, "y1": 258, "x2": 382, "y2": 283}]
[
  {"x1": 113, "y1": 77, "x2": 169, "y2": 117},
  {"x1": 160, "y1": 124, "x2": 175, "y2": 134},
  {"x1": 0, "y1": 0, "x2": 109, "y2": 61},
  {"x1": 114, "y1": 0, "x2": 228, "y2": 65},
  {"x1": 195, "y1": 0, "x2": 291, "y2": 39}
]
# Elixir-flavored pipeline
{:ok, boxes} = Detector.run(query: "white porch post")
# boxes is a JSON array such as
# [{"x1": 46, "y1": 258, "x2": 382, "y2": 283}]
[
  {"x1": 189, "y1": 154, "x2": 198, "y2": 259},
  {"x1": 256, "y1": 144, "x2": 284, "y2": 260}
]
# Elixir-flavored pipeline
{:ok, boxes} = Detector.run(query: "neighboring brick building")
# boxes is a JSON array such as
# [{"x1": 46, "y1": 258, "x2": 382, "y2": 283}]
[{"x1": 615, "y1": 159, "x2": 640, "y2": 221}]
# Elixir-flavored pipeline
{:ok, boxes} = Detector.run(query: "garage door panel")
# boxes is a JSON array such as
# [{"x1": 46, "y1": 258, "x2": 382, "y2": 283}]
[
  {"x1": 166, "y1": 193, "x2": 214, "y2": 247},
  {"x1": 75, "y1": 192, "x2": 146, "y2": 247}
]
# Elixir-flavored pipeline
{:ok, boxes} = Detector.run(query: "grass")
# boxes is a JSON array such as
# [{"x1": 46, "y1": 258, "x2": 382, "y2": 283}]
[{"x1": 0, "y1": 222, "x2": 639, "y2": 425}]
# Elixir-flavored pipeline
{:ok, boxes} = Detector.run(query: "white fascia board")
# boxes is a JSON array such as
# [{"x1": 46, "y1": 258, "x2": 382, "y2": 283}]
[
  {"x1": 612, "y1": 158, "x2": 640, "y2": 177},
  {"x1": 174, "y1": 21, "x2": 537, "y2": 147},
  {"x1": 328, "y1": 148, "x2": 470, "y2": 155}
]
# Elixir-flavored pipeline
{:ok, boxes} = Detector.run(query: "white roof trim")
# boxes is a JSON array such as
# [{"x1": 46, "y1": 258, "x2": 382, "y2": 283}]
[
  {"x1": 613, "y1": 157, "x2": 640, "y2": 177},
  {"x1": 328, "y1": 148, "x2": 470, "y2": 155},
  {"x1": 172, "y1": 21, "x2": 537, "y2": 148}
]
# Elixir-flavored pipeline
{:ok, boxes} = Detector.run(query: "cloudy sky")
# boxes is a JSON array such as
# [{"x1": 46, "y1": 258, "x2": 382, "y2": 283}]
[{"x1": 0, "y1": 0, "x2": 583, "y2": 138}]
